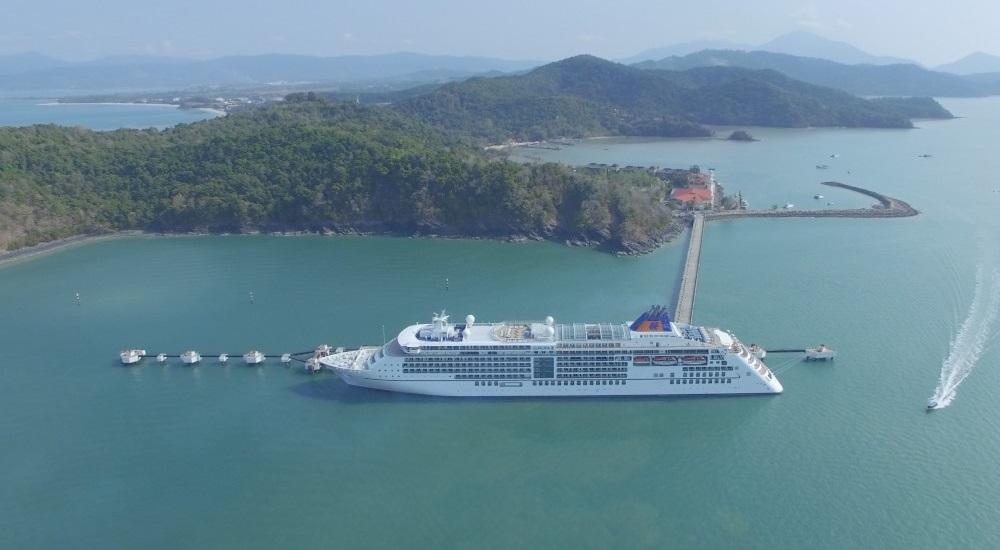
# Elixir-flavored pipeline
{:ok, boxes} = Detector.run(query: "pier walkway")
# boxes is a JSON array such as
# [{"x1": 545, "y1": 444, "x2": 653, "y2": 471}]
[
  {"x1": 674, "y1": 213, "x2": 704, "y2": 324},
  {"x1": 672, "y1": 181, "x2": 916, "y2": 324}
]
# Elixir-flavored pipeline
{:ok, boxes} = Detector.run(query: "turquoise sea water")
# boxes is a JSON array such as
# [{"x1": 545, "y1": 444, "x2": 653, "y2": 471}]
[
  {"x1": 0, "y1": 97, "x2": 219, "y2": 130},
  {"x1": 2, "y1": 98, "x2": 1000, "y2": 549}
]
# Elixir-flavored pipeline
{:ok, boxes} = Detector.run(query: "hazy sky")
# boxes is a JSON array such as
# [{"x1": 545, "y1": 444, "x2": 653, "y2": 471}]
[{"x1": 1, "y1": 0, "x2": 996, "y2": 65}]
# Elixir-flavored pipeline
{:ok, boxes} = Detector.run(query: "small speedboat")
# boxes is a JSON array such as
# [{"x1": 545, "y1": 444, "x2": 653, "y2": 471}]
[
  {"x1": 280, "y1": 353, "x2": 292, "y2": 364},
  {"x1": 219, "y1": 353, "x2": 229, "y2": 363},
  {"x1": 815, "y1": 164, "x2": 829, "y2": 169},
  {"x1": 180, "y1": 350, "x2": 201, "y2": 365},
  {"x1": 784, "y1": 203, "x2": 795, "y2": 209},
  {"x1": 244, "y1": 350, "x2": 265, "y2": 365},
  {"x1": 814, "y1": 194, "x2": 824, "y2": 199},
  {"x1": 927, "y1": 399, "x2": 938, "y2": 410},
  {"x1": 157, "y1": 353, "x2": 167, "y2": 363}
]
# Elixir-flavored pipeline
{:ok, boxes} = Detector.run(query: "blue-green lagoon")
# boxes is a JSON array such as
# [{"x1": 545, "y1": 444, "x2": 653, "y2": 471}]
[
  {"x1": 2, "y1": 98, "x2": 1000, "y2": 549},
  {"x1": 0, "y1": 96, "x2": 220, "y2": 130}
]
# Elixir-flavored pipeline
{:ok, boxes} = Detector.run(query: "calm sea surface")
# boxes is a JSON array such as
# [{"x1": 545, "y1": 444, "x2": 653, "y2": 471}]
[
  {"x1": 0, "y1": 96, "x2": 219, "y2": 130},
  {"x1": 2, "y1": 98, "x2": 1000, "y2": 549}
]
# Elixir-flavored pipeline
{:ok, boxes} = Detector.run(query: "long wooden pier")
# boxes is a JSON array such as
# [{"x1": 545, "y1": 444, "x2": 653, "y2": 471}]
[{"x1": 673, "y1": 213, "x2": 704, "y2": 324}]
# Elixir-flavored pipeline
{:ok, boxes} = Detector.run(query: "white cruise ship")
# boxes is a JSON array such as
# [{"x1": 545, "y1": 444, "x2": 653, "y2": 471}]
[{"x1": 318, "y1": 307, "x2": 782, "y2": 397}]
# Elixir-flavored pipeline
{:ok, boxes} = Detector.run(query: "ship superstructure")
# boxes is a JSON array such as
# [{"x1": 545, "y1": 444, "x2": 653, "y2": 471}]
[{"x1": 319, "y1": 307, "x2": 782, "y2": 397}]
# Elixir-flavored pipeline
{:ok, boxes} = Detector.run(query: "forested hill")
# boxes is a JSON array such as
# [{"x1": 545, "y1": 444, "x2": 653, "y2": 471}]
[
  {"x1": 394, "y1": 55, "x2": 951, "y2": 142},
  {"x1": 0, "y1": 98, "x2": 675, "y2": 254}
]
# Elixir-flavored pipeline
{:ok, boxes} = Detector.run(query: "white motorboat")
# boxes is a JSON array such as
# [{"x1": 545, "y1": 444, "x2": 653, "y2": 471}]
[
  {"x1": 814, "y1": 194, "x2": 824, "y2": 199},
  {"x1": 927, "y1": 399, "x2": 938, "y2": 410},
  {"x1": 280, "y1": 353, "x2": 292, "y2": 364},
  {"x1": 157, "y1": 353, "x2": 167, "y2": 363},
  {"x1": 120, "y1": 349, "x2": 146, "y2": 365},
  {"x1": 784, "y1": 203, "x2": 795, "y2": 209},
  {"x1": 804, "y1": 344, "x2": 836, "y2": 361},
  {"x1": 219, "y1": 353, "x2": 229, "y2": 363},
  {"x1": 243, "y1": 350, "x2": 265, "y2": 365},
  {"x1": 180, "y1": 350, "x2": 201, "y2": 365}
]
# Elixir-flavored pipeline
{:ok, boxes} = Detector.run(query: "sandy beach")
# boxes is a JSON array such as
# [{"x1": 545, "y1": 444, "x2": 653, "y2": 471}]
[{"x1": 0, "y1": 232, "x2": 141, "y2": 269}]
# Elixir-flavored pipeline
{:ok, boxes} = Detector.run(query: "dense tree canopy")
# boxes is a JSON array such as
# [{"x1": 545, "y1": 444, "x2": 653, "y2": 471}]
[{"x1": 0, "y1": 99, "x2": 674, "y2": 253}]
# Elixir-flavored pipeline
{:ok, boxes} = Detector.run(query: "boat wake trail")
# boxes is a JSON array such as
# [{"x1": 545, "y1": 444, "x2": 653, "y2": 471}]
[{"x1": 929, "y1": 263, "x2": 1000, "y2": 410}]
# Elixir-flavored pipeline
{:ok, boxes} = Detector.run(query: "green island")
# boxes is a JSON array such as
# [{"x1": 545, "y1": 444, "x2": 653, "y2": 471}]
[{"x1": 0, "y1": 55, "x2": 951, "y2": 256}]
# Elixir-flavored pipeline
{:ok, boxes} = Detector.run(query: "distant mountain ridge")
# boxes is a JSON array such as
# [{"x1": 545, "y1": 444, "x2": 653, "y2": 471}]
[
  {"x1": 757, "y1": 31, "x2": 913, "y2": 65},
  {"x1": 626, "y1": 31, "x2": 915, "y2": 65},
  {"x1": 0, "y1": 52, "x2": 543, "y2": 91},
  {"x1": 393, "y1": 55, "x2": 950, "y2": 143},
  {"x1": 635, "y1": 50, "x2": 985, "y2": 97},
  {"x1": 936, "y1": 52, "x2": 1000, "y2": 75}
]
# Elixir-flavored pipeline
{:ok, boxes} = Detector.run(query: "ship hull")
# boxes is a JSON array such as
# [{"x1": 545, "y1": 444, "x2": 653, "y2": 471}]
[{"x1": 338, "y1": 372, "x2": 782, "y2": 397}]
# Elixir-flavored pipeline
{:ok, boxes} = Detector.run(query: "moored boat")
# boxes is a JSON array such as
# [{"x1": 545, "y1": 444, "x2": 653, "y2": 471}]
[
  {"x1": 243, "y1": 350, "x2": 265, "y2": 365},
  {"x1": 805, "y1": 344, "x2": 836, "y2": 361},
  {"x1": 318, "y1": 306, "x2": 783, "y2": 397},
  {"x1": 180, "y1": 350, "x2": 201, "y2": 365},
  {"x1": 120, "y1": 349, "x2": 146, "y2": 365}
]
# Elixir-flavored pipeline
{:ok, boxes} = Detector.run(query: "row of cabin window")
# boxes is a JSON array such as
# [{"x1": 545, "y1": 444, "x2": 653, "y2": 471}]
[
  {"x1": 403, "y1": 367, "x2": 530, "y2": 374},
  {"x1": 558, "y1": 367, "x2": 627, "y2": 373},
  {"x1": 671, "y1": 378, "x2": 731, "y2": 385},
  {"x1": 556, "y1": 343, "x2": 622, "y2": 348},
  {"x1": 556, "y1": 373, "x2": 627, "y2": 379},
  {"x1": 683, "y1": 365, "x2": 734, "y2": 371},
  {"x1": 458, "y1": 374, "x2": 530, "y2": 380},
  {"x1": 683, "y1": 371, "x2": 726, "y2": 378},
  {"x1": 422, "y1": 345, "x2": 532, "y2": 351},
  {"x1": 405, "y1": 357, "x2": 530, "y2": 363},
  {"x1": 532, "y1": 379, "x2": 626, "y2": 386}
]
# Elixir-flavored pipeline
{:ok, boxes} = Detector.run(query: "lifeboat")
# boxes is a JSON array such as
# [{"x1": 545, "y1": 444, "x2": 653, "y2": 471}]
[
  {"x1": 632, "y1": 356, "x2": 652, "y2": 366},
  {"x1": 652, "y1": 355, "x2": 678, "y2": 366},
  {"x1": 681, "y1": 355, "x2": 708, "y2": 365}
]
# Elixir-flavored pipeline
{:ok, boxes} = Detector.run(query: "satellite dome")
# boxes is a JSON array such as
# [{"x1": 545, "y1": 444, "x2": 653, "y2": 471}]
[
  {"x1": 465, "y1": 314, "x2": 476, "y2": 327},
  {"x1": 545, "y1": 316, "x2": 555, "y2": 326}
]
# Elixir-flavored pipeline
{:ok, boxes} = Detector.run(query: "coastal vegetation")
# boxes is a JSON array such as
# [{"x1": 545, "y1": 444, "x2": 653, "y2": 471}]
[
  {"x1": 0, "y1": 55, "x2": 949, "y2": 256},
  {"x1": 394, "y1": 56, "x2": 950, "y2": 142},
  {"x1": 0, "y1": 98, "x2": 675, "y2": 254},
  {"x1": 727, "y1": 130, "x2": 755, "y2": 141}
]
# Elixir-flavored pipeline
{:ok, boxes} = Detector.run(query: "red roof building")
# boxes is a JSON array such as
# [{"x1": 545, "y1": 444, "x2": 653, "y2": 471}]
[{"x1": 670, "y1": 187, "x2": 713, "y2": 206}]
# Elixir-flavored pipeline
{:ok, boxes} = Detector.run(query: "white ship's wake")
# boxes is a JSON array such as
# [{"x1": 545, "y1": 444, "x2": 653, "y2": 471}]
[{"x1": 928, "y1": 264, "x2": 1000, "y2": 410}]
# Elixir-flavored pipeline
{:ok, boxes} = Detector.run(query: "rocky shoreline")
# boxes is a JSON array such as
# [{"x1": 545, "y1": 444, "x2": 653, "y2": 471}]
[
  {"x1": 0, "y1": 222, "x2": 686, "y2": 268},
  {"x1": 0, "y1": 182, "x2": 910, "y2": 267}
]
